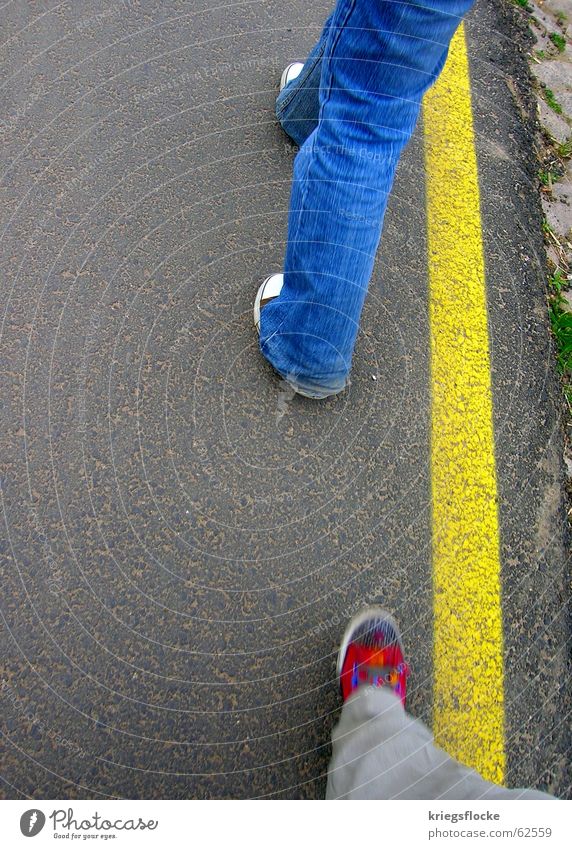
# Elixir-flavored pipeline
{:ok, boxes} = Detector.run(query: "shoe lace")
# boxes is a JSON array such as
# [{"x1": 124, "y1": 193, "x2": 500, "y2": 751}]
[{"x1": 353, "y1": 655, "x2": 410, "y2": 692}]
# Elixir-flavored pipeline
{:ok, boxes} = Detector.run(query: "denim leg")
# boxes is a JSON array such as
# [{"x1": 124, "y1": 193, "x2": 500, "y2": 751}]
[
  {"x1": 275, "y1": 12, "x2": 334, "y2": 147},
  {"x1": 261, "y1": 0, "x2": 474, "y2": 397}
]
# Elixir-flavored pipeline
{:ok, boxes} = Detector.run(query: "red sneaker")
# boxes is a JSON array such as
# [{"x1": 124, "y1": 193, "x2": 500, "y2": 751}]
[{"x1": 337, "y1": 608, "x2": 410, "y2": 706}]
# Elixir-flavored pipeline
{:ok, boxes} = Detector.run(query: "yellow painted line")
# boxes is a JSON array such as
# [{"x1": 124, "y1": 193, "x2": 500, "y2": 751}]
[{"x1": 423, "y1": 25, "x2": 505, "y2": 784}]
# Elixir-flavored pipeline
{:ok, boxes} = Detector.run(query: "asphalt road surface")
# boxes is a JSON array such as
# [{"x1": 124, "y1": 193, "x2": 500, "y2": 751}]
[{"x1": 0, "y1": 0, "x2": 570, "y2": 799}]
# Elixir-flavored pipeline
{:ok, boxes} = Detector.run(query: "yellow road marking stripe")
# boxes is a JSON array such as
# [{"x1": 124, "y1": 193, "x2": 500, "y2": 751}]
[{"x1": 423, "y1": 24, "x2": 505, "y2": 784}]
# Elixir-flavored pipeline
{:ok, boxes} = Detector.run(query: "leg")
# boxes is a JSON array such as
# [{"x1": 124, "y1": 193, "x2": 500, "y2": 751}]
[
  {"x1": 326, "y1": 687, "x2": 553, "y2": 800},
  {"x1": 261, "y1": 0, "x2": 473, "y2": 397},
  {"x1": 275, "y1": 12, "x2": 335, "y2": 147}
]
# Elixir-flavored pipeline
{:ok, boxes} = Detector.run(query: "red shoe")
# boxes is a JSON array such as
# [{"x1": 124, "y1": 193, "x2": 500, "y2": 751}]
[{"x1": 337, "y1": 608, "x2": 410, "y2": 706}]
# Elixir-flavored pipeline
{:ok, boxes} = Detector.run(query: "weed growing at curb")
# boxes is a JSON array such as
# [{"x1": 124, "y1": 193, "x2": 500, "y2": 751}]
[
  {"x1": 548, "y1": 271, "x2": 572, "y2": 407},
  {"x1": 556, "y1": 137, "x2": 572, "y2": 158},
  {"x1": 539, "y1": 168, "x2": 560, "y2": 188},
  {"x1": 549, "y1": 32, "x2": 566, "y2": 52},
  {"x1": 544, "y1": 87, "x2": 564, "y2": 114},
  {"x1": 550, "y1": 269, "x2": 568, "y2": 297},
  {"x1": 516, "y1": 0, "x2": 572, "y2": 493}
]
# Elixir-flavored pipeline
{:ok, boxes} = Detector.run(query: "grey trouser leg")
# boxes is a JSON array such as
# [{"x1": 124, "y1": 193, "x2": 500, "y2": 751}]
[{"x1": 326, "y1": 687, "x2": 553, "y2": 800}]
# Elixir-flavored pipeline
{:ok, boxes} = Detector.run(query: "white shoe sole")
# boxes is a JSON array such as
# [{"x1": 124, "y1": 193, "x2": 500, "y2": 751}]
[
  {"x1": 336, "y1": 607, "x2": 404, "y2": 687},
  {"x1": 253, "y1": 273, "x2": 284, "y2": 333},
  {"x1": 280, "y1": 62, "x2": 304, "y2": 93},
  {"x1": 254, "y1": 273, "x2": 343, "y2": 400}
]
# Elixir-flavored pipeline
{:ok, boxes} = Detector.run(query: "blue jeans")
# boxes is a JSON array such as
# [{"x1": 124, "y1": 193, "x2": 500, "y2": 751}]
[{"x1": 259, "y1": 0, "x2": 474, "y2": 398}]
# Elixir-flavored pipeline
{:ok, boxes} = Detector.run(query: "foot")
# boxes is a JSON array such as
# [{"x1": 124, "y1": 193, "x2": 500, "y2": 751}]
[
  {"x1": 254, "y1": 274, "x2": 345, "y2": 400},
  {"x1": 253, "y1": 273, "x2": 284, "y2": 333},
  {"x1": 337, "y1": 608, "x2": 410, "y2": 706},
  {"x1": 280, "y1": 62, "x2": 304, "y2": 93}
]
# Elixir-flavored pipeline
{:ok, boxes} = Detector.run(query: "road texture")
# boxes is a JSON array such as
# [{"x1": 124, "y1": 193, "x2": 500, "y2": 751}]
[{"x1": 0, "y1": 0, "x2": 570, "y2": 799}]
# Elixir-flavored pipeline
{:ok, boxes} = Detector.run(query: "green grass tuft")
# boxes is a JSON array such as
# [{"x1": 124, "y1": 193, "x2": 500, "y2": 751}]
[
  {"x1": 557, "y1": 137, "x2": 572, "y2": 159},
  {"x1": 544, "y1": 88, "x2": 563, "y2": 114},
  {"x1": 548, "y1": 272, "x2": 572, "y2": 375},
  {"x1": 539, "y1": 169, "x2": 560, "y2": 187},
  {"x1": 549, "y1": 300, "x2": 572, "y2": 373},
  {"x1": 550, "y1": 32, "x2": 566, "y2": 53},
  {"x1": 549, "y1": 270, "x2": 568, "y2": 296}
]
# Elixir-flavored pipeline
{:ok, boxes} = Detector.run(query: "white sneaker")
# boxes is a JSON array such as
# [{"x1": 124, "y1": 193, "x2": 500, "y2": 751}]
[
  {"x1": 254, "y1": 273, "x2": 343, "y2": 400},
  {"x1": 253, "y1": 273, "x2": 284, "y2": 333},
  {"x1": 279, "y1": 62, "x2": 304, "y2": 93}
]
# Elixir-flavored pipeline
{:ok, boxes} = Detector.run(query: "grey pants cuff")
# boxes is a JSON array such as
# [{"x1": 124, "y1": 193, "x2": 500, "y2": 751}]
[{"x1": 326, "y1": 686, "x2": 553, "y2": 800}]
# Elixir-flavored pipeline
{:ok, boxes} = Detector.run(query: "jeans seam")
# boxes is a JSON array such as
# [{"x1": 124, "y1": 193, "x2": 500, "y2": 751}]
[
  {"x1": 319, "y1": 0, "x2": 359, "y2": 111},
  {"x1": 292, "y1": 0, "x2": 359, "y2": 265}
]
